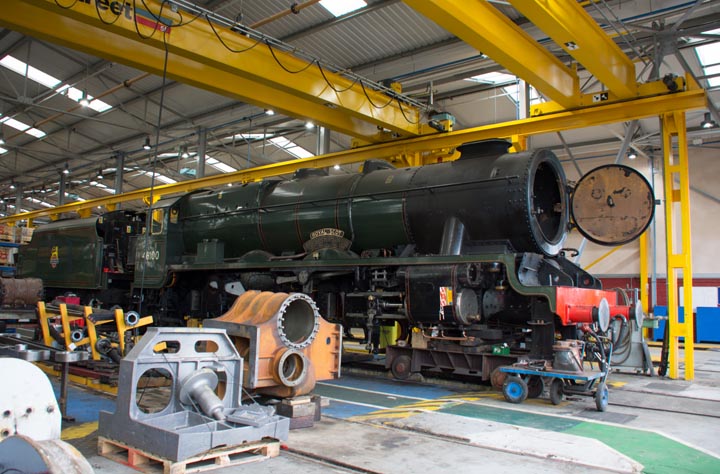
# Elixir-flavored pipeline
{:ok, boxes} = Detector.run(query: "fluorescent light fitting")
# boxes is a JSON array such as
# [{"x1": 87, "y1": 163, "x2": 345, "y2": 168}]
[
  {"x1": 320, "y1": 0, "x2": 366, "y2": 17},
  {"x1": 0, "y1": 147, "x2": 7, "y2": 155}
]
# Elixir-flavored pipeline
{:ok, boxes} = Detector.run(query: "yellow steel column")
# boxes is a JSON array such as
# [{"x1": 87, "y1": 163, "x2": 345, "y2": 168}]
[
  {"x1": 661, "y1": 111, "x2": 694, "y2": 380},
  {"x1": 639, "y1": 231, "x2": 650, "y2": 314}
]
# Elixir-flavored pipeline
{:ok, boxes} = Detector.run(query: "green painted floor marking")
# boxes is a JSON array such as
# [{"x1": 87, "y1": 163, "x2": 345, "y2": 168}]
[
  {"x1": 314, "y1": 384, "x2": 420, "y2": 408},
  {"x1": 439, "y1": 402, "x2": 719, "y2": 474},
  {"x1": 440, "y1": 403, "x2": 582, "y2": 431},
  {"x1": 566, "y1": 423, "x2": 720, "y2": 474}
]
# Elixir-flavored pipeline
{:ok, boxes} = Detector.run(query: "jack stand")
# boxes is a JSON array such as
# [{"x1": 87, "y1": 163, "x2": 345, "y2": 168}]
[
  {"x1": 275, "y1": 395, "x2": 324, "y2": 429},
  {"x1": 611, "y1": 305, "x2": 655, "y2": 376}
]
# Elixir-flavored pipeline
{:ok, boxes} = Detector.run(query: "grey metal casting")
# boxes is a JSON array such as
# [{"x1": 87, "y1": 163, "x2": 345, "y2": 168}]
[{"x1": 98, "y1": 327, "x2": 289, "y2": 462}]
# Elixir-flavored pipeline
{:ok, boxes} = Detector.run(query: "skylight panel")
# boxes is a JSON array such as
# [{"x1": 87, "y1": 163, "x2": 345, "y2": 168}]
[
  {"x1": 89, "y1": 99, "x2": 113, "y2": 113},
  {"x1": 0, "y1": 55, "x2": 61, "y2": 89},
  {"x1": 466, "y1": 72, "x2": 517, "y2": 84},
  {"x1": 320, "y1": 0, "x2": 366, "y2": 17},
  {"x1": 269, "y1": 137, "x2": 314, "y2": 159},
  {"x1": 137, "y1": 171, "x2": 177, "y2": 184},
  {"x1": 1, "y1": 117, "x2": 29, "y2": 132},
  {"x1": 206, "y1": 156, "x2": 237, "y2": 173},
  {"x1": 27, "y1": 196, "x2": 53, "y2": 208},
  {"x1": 696, "y1": 40, "x2": 720, "y2": 87},
  {"x1": 0, "y1": 116, "x2": 46, "y2": 138},
  {"x1": 25, "y1": 127, "x2": 46, "y2": 138}
]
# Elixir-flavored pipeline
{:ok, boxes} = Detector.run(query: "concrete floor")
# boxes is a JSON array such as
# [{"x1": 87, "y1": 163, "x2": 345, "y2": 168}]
[{"x1": 56, "y1": 346, "x2": 720, "y2": 473}]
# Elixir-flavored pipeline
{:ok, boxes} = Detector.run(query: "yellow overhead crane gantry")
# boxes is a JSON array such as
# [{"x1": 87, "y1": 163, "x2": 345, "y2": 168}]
[
  {"x1": 0, "y1": 0, "x2": 426, "y2": 142},
  {"x1": 0, "y1": 0, "x2": 705, "y2": 381}
]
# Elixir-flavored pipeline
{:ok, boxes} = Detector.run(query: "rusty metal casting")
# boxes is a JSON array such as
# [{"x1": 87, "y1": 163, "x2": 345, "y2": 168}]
[
  {"x1": 206, "y1": 290, "x2": 341, "y2": 398},
  {"x1": 0, "y1": 277, "x2": 43, "y2": 307}
]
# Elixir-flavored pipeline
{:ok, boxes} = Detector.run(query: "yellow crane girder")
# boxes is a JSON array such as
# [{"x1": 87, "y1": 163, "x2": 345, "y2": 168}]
[
  {"x1": 0, "y1": 88, "x2": 706, "y2": 225},
  {"x1": 509, "y1": 0, "x2": 637, "y2": 99},
  {"x1": 0, "y1": 0, "x2": 423, "y2": 141},
  {"x1": 404, "y1": 0, "x2": 581, "y2": 108}
]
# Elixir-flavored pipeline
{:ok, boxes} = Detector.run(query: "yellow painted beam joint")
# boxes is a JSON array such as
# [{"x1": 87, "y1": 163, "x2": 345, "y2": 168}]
[
  {"x1": 509, "y1": 0, "x2": 636, "y2": 98},
  {"x1": 404, "y1": 0, "x2": 580, "y2": 108},
  {"x1": 532, "y1": 77, "x2": 686, "y2": 116}
]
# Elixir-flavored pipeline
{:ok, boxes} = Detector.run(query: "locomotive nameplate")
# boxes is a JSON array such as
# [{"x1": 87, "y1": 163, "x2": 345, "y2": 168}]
[{"x1": 571, "y1": 164, "x2": 654, "y2": 246}]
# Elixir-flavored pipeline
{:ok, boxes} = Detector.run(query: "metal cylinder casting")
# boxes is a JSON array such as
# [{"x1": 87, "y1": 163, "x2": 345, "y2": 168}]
[{"x1": 0, "y1": 277, "x2": 43, "y2": 307}]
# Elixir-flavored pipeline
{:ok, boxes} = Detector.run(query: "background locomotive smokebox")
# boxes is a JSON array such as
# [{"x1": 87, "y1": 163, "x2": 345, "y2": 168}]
[{"x1": 196, "y1": 239, "x2": 224, "y2": 264}]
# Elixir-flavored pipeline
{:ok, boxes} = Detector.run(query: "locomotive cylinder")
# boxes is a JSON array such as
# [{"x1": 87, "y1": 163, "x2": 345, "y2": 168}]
[{"x1": 180, "y1": 140, "x2": 568, "y2": 258}]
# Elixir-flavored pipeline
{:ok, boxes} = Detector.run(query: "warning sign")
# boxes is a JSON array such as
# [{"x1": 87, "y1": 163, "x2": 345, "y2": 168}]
[{"x1": 439, "y1": 286, "x2": 453, "y2": 319}]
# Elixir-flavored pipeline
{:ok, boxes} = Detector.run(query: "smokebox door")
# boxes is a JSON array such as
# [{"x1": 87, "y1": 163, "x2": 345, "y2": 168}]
[{"x1": 570, "y1": 164, "x2": 655, "y2": 246}]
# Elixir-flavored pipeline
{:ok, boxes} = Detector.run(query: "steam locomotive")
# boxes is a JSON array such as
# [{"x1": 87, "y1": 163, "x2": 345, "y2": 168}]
[{"x1": 15, "y1": 139, "x2": 654, "y2": 380}]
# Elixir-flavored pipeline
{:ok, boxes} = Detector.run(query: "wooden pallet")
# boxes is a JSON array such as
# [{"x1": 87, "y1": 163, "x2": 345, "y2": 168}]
[{"x1": 98, "y1": 436, "x2": 280, "y2": 474}]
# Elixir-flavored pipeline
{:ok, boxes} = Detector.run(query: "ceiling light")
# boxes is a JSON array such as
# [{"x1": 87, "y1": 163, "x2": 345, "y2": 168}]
[
  {"x1": 9, "y1": 181, "x2": 15, "y2": 190},
  {"x1": 701, "y1": 112, "x2": 718, "y2": 129},
  {"x1": 627, "y1": 150, "x2": 637, "y2": 160},
  {"x1": 0, "y1": 130, "x2": 4, "y2": 145},
  {"x1": 180, "y1": 145, "x2": 190, "y2": 159},
  {"x1": 79, "y1": 90, "x2": 90, "y2": 107},
  {"x1": 333, "y1": 164, "x2": 340, "y2": 170},
  {"x1": 143, "y1": 135, "x2": 152, "y2": 150},
  {"x1": 265, "y1": 109, "x2": 275, "y2": 116},
  {"x1": 62, "y1": 163, "x2": 70, "y2": 175},
  {"x1": 97, "y1": 169, "x2": 104, "y2": 180},
  {"x1": 305, "y1": 121, "x2": 315, "y2": 129}
]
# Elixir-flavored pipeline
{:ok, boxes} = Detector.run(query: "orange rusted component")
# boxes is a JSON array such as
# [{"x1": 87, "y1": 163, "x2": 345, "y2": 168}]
[{"x1": 207, "y1": 290, "x2": 341, "y2": 398}]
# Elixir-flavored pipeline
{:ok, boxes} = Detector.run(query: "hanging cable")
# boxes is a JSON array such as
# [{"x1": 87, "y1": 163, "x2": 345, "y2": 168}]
[{"x1": 137, "y1": 6, "x2": 172, "y2": 317}]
